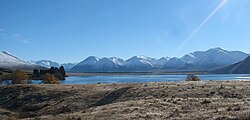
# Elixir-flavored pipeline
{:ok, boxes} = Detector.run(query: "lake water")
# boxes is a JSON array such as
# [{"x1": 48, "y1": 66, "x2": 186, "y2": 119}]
[{"x1": 33, "y1": 74, "x2": 250, "y2": 84}]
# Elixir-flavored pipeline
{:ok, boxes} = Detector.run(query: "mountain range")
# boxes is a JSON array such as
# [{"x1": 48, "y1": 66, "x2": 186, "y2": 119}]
[
  {"x1": 0, "y1": 47, "x2": 249, "y2": 72},
  {"x1": 71, "y1": 47, "x2": 249, "y2": 72}
]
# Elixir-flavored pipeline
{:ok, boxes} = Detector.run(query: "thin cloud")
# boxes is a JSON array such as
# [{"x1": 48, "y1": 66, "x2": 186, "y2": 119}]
[
  {"x1": 0, "y1": 29, "x2": 6, "y2": 36},
  {"x1": 12, "y1": 33, "x2": 30, "y2": 44},
  {"x1": 0, "y1": 30, "x2": 31, "y2": 44}
]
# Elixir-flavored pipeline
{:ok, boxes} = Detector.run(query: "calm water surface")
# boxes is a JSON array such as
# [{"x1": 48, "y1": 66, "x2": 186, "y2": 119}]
[{"x1": 33, "y1": 74, "x2": 250, "y2": 84}]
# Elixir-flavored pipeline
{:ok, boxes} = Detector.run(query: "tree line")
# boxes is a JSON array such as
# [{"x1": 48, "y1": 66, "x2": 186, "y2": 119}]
[{"x1": 0, "y1": 66, "x2": 66, "y2": 85}]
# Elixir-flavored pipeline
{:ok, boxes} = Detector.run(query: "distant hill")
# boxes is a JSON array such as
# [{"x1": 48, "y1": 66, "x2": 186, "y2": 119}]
[
  {"x1": 212, "y1": 55, "x2": 250, "y2": 74},
  {"x1": 0, "y1": 51, "x2": 45, "y2": 71}
]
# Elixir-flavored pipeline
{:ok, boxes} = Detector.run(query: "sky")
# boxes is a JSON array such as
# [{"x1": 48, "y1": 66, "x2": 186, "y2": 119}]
[{"x1": 0, "y1": 0, "x2": 250, "y2": 63}]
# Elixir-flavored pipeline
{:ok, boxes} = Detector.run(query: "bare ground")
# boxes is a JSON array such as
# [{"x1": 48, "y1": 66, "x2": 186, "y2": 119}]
[{"x1": 0, "y1": 81, "x2": 250, "y2": 120}]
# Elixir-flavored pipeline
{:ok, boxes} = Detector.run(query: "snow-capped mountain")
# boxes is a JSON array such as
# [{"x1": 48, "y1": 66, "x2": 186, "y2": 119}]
[
  {"x1": 77, "y1": 56, "x2": 100, "y2": 66},
  {"x1": 33, "y1": 60, "x2": 77, "y2": 70},
  {"x1": 3, "y1": 47, "x2": 246, "y2": 72},
  {"x1": 109, "y1": 57, "x2": 124, "y2": 66},
  {"x1": 61, "y1": 63, "x2": 78, "y2": 70},
  {"x1": 180, "y1": 54, "x2": 195, "y2": 64},
  {"x1": 10, "y1": 47, "x2": 242, "y2": 72},
  {"x1": 72, "y1": 56, "x2": 159, "y2": 72},
  {"x1": 164, "y1": 57, "x2": 186, "y2": 68},
  {"x1": 0, "y1": 51, "x2": 45, "y2": 71},
  {"x1": 95, "y1": 57, "x2": 121, "y2": 69},
  {"x1": 154, "y1": 57, "x2": 170, "y2": 67},
  {"x1": 72, "y1": 56, "x2": 123, "y2": 72},
  {"x1": 124, "y1": 56, "x2": 154, "y2": 71},
  {"x1": 71, "y1": 47, "x2": 248, "y2": 72},
  {"x1": 180, "y1": 47, "x2": 249, "y2": 69},
  {"x1": 34, "y1": 60, "x2": 61, "y2": 68}
]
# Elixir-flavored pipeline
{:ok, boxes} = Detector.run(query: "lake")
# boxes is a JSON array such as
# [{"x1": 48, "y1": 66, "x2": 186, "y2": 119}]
[{"x1": 33, "y1": 74, "x2": 250, "y2": 84}]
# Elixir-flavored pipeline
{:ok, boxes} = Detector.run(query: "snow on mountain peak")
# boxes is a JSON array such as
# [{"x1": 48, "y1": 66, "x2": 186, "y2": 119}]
[
  {"x1": 78, "y1": 56, "x2": 101, "y2": 65},
  {"x1": 2, "y1": 51, "x2": 20, "y2": 60},
  {"x1": 125, "y1": 56, "x2": 154, "y2": 68},
  {"x1": 35, "y1": 60, "x2": 61, "y2": 68},
  {"x1": 0, "y1": 51, "x2": 42, "y2": 70},
  {"x1": 211, "y1": 47, "x2": 224, "y2": 51},
  {"x1": 153, "y1": 57, "x2": 170, "y2": 66},
  {"x1": 109, "y1": 57, "x2": 124, "y2": 65},
  {"x1": 158, "y1": 57, "x2": 170, "y2": 61},
  {"x1": 181, "y1": 54, "x2": 196, "y2": 63},
  {"x1": 207, "y1": 47, "x2": 228, "y2": 54}
]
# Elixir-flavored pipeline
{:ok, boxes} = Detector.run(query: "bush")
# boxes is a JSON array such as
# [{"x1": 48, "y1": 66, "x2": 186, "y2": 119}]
[
  {"x1": 186, "y1": 74, "x2": 200, "y2": 81},
  {"x1": 42, "y1": 73, "x2": 59, "y2": 84},
  {"x1": 11, "y1": 70, "x2": 29, "y2": 84}
]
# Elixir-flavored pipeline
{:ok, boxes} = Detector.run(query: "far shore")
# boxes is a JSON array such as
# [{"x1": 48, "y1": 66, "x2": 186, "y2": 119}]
[{"x1": 66, "y1": 71, "x2": 208, "y2": 76}]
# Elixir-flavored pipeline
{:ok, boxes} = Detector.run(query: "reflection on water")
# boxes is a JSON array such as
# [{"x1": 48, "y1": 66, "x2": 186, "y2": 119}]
[{"x1": 32, "y1": 74, "x2": 250, "y2": 84}]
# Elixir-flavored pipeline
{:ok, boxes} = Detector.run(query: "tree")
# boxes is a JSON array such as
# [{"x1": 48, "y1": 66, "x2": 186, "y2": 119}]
[
  {"x1": 32, "y1": 69, "x2": 40, "y2": 77},
  {"x1": 48, "y1": 67, "x2": 56, "y2": 74},
  {"x1": 42, "y1": 73, "x2": 59, "y2": 84},
  {"x1": 11, "y1": 70, "x2": 29, "y2": 84},
  {"x1": 59, "y1": 66, "x2": 66, "y2": 79}
]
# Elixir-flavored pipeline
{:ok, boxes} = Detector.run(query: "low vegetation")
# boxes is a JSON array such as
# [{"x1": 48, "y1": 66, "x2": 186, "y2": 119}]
[
  {"x1": 0, "y1": 66, "x2": 66, "y2": 85},
  {"x1": 11, "y1": 70, "x2": 30, "y2": 84},
  {"x1": 186, "y1": 74, "x2": 200, "y2": 81},
  {"x1": 42, "y1": 73, "x2": 59, "y2": 84}
]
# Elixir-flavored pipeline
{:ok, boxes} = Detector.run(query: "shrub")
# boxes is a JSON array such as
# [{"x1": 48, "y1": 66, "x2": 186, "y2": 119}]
[
  {"x1": 42, "y1": 73, "x2": 59, "y2": 84},
  {"x1": 11, "y1": 70, "x2": 29, "y2": 84},
  {"x1": 186, "y1": 74, "x2": 200, "y2": 81}
]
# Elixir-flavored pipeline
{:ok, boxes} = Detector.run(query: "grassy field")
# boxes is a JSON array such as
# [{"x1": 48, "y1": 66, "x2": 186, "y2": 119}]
[{"x1": 0, "y1": 81, "x2": 250, "y2": 119}]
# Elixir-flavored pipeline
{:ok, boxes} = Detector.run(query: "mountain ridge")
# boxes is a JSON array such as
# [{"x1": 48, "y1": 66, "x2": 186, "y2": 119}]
[
  {"x1": 72, "y1": 47, "x2": 249, "y2": 72},
  {"x1": 0, "y1": 51, "x2": 46, "y2": 71}
]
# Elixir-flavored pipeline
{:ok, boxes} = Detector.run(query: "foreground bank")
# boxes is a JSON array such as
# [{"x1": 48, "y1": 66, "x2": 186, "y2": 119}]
[{"x1": 0, "y1": 81, "x2": 250, "y2": 119}]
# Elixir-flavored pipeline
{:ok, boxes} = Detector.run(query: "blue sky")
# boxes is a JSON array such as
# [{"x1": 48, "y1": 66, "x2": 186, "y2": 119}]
[{"x1": 0, "y1": 0, "x2": 250, "y2": 63}]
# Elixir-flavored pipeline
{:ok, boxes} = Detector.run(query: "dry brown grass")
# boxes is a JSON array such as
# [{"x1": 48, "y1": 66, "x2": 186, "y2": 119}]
[
  {"x1": 42, "y1": 73, "x2": 60, "y2": 84},
  {"x1": 0, "y1": 81, "x2": 250, "y2": 119},
  {"x1": 11, "y1": 70, "x2": 29, "y2": 84}
]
